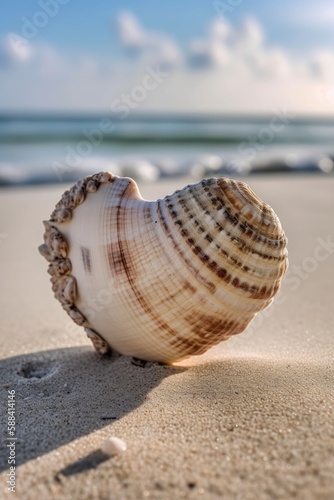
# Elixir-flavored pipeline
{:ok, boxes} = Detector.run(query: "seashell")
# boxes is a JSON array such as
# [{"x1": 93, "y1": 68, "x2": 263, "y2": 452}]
[
  {"x1": 39, "y1": 172, "x2": 288, "y2": 363},
  {"x1": 101, "y1": 437, "x2": 127, "y2": 456}
]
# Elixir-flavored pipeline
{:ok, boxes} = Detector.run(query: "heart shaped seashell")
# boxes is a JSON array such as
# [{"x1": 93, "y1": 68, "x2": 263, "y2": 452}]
[{"x1": 39, "y1": 172, "x2": 288, "y2": 363}]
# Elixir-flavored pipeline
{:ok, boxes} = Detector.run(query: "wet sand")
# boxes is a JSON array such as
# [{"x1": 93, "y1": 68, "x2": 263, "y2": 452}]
[{"x1": 0, "y1": 175, "x2": 333, "y2": 499}]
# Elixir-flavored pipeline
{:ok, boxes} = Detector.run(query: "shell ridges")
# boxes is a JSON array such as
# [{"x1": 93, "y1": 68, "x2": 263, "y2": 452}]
[{"x1": 39, "y1": 172, "x2": 288, "y2": 363}]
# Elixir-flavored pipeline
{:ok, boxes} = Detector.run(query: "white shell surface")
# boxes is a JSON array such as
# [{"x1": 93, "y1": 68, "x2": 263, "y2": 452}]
[
  {"x1": 40, "y1": 173, "x2": 288, "y2": 363},
  {"x1": 101, "y1": 437, "x2": 127, "y2": 456}
]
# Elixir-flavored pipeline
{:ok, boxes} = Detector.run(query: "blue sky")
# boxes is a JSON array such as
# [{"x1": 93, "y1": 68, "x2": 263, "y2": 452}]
[
  {"x1": 0, "y1": 0, "x2": 334, "y2": 114},
  {"x1": 1, "y1": 0, "x2": 333, "y2": 57}
]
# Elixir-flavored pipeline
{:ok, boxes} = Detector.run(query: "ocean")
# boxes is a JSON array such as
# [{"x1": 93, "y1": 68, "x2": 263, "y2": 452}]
[{"x1": 0, "y1": 113, "x2": 333, "y2": 186}]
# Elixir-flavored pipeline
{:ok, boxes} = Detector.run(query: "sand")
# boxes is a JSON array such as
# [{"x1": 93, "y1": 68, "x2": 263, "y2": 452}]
[{"x1": 0, "y1": 175, "x2": 333, "y2": 499}]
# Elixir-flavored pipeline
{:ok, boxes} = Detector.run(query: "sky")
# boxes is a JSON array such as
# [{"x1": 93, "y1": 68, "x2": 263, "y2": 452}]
[{"x1": 0, "y1": 0, "x2": 334, "y2": 115}]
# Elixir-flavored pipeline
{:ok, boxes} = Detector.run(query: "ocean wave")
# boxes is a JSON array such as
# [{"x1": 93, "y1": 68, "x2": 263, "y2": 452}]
[{"x1": 0, "y1": 152, "x2": 333, "y2": 187}]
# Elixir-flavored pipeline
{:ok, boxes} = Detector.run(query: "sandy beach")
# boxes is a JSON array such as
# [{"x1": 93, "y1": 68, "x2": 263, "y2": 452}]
[{"x1": 0, "y1": 175, "x2": 333, "y2": 499}]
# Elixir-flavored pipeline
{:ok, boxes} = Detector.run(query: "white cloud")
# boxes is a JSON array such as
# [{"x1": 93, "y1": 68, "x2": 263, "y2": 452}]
[
  {"x1": 116, "y1": 11, "x2": 182, "y2": 70},
  {"x1": 0, "y1": 41, "x2": 119, "y2": 112},
  {"x1": 117, "y1": 12, "x2": 332, "y2": 84},
  {"x1": 188, "y1": 19, "x2": 233, "y2": 69},
  {"x1": 117, "y1": 11, "x2": 148, "y2": 53},
  {"x1": 0, "y1": 13, "x2": 333, "y2": 115},
  {"x1": 208, "y1": 18, "x2": 233, "y2": 43},
  {"x1": 187, "y1": 16, "x2": 293, "y2": 80},
  {"x1": 241, "y1": 47, "x2": 292, "y2": 79},
  {"x1": 234, "y1": 17, "x2": 264, "y2": 51},
  {"x1": 188, "y1": 38, "x2": 231, "y2": 69},
  {"x1": 308, "y1": 50, "x2": 334, "y2": 80},
  {"x1": 0, "y1": 35, "x2": 33, "y2": 68}
]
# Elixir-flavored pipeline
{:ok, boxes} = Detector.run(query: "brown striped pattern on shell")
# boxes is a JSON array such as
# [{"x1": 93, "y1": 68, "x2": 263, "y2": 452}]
[{"x1": 39, "y1": 172, "x2": 288, "y2": 363}]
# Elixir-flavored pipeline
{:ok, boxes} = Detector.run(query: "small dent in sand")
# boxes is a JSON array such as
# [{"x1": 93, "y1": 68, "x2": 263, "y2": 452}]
[{"x1": 17, "y1": 359, "x2": 58, "y2": 380}]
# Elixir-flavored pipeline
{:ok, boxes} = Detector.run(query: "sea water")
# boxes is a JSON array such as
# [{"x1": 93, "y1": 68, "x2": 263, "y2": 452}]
[{"x1": 0, "y1": 113, "x2": 333, "y2": 185}]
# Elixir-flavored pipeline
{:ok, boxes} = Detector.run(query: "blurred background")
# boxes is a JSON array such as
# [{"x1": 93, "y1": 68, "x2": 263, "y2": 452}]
[{"x1": 0, "y1": 0, "x2": 334, "y2": 185}]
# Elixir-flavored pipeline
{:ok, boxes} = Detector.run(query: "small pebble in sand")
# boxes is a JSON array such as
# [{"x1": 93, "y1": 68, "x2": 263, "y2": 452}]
[{"x1": 101, "y1": 437, "x2": 127, "y2": 456}]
